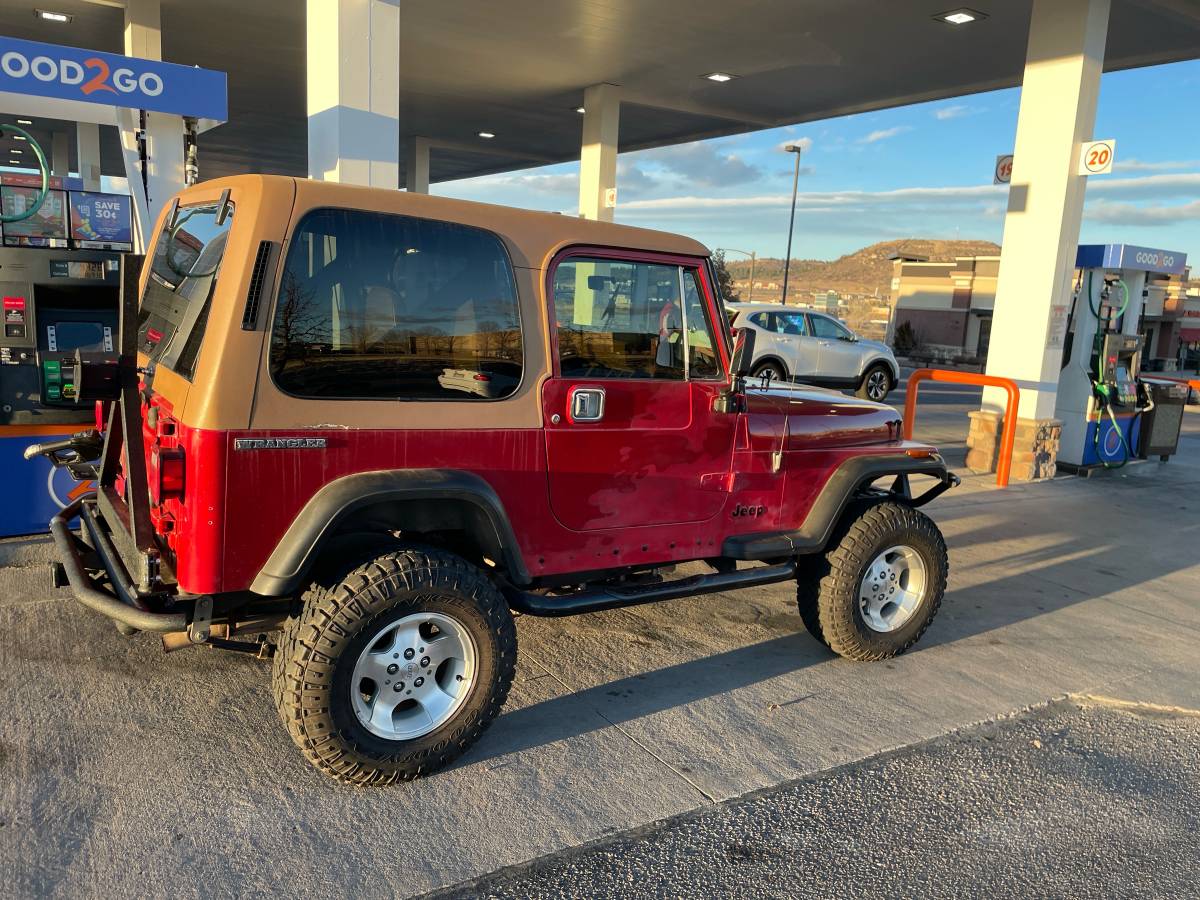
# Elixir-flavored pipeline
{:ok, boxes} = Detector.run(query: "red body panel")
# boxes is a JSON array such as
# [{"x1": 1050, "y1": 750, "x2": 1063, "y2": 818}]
[{"x1": 151, "y1": 385, "x2": 912, "y2": 595}]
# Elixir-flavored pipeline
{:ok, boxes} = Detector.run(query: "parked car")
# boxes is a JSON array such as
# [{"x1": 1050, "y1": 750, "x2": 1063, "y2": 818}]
[
  {"x1": 727, "y1": 302, "x2": 899, "y2": 401},
  {"x1": 30, "y1": 176, "x2": 955, "y2": 785}
]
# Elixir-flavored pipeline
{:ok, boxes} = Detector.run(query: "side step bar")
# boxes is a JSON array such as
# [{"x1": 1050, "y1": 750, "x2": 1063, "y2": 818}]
[{"x1": 507, "y1": 560, "x2": 798, "y2": 618}]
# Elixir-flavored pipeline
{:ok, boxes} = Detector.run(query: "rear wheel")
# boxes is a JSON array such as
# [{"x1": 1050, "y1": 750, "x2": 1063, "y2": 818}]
[
  {"x1": 857, "y1": 364, "x2": 893, "y2": 401},
  {"x1": 803, "y1": 502, "x2": 947, "y2": 661},
  {"x1": 271, "y1": 545, "x2": 516, "y2": 785},
  {"x1": 751, "y1": 360, "x2": 787, "y2": 382}
]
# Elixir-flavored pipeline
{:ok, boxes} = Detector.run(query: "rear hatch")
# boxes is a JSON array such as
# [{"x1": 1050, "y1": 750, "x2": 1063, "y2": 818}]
[{"x1": 113, "y1": 197, "x2": 236, "y2": 582}]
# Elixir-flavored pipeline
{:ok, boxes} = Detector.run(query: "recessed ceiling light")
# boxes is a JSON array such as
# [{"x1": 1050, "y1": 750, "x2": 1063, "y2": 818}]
[
  {"x1": 477, "y1": 131, "x2": 495, "y2": 139},
  {"x1": 703, "y1": 72, "x2": 736, "y2": 83},
  {"x1": 35, "y1": 9, "x2": 73, "y2": 23},
  {"x1": 935, "y1": 8, "x2": 986, "y2": 25},
  {"x1": 16, "y1": 119, "x2": 33, "y2": 125},
  {"x1": 575, "y1": 107, "x2": 586, "y2": 114}
]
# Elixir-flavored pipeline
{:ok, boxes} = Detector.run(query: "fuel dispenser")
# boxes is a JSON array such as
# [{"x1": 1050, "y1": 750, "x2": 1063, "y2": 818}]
[
  {"x1": 1055, "y1": 244, "x2": 1188, "y2": 473},
  {"x1": 0, "y1": 246, "x2": 122, "y2": 535},
  {"x1": 0, "y1": 125, "x2": 125, "y2": 535}
]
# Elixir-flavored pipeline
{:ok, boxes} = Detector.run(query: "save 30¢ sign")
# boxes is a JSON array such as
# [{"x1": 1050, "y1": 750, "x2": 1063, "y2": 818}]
[{"x1": 0, "y1": 36, "x2": 226, "y2": 121}]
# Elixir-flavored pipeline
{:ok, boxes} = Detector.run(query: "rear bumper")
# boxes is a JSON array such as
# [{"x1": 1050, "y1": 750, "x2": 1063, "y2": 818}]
[{"x1": 49, "y1": 496, "x2": 187, "y2": 633}]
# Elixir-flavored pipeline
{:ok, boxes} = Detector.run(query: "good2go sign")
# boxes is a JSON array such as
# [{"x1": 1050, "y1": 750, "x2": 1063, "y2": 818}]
[{"x1": 0, "y1": 36, "x2": 226, "y2": 121}]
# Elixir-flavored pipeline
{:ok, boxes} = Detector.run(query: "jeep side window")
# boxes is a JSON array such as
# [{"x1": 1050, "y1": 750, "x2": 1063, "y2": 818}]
[
  {"x1": 681, "y1": 269, "x2": 722, "y2": 379},
  {"x1": 268, "y1": 209, "x2": 522, "y2": 400},
  {"x1": 553, "y1": 257, "x2": 717, "y2": 380}
]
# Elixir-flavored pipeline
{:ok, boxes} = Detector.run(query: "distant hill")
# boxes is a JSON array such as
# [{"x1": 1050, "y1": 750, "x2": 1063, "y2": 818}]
[{"x1": 724, "y1": 239, "x2": 1002, "y2": 298}]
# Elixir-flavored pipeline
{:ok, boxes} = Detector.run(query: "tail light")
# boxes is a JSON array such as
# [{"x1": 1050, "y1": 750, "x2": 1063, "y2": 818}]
[
  {"x1": 150, "y1": 446, "x2": 186, "y2": 503},
  {"x1": 473, "y1": 373, "x2": 492, "y2": 382}
]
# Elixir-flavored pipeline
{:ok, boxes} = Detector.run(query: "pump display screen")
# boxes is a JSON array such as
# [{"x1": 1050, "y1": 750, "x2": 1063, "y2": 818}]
[
  {"x1": 1, "y1": 187, "x2": 69, "y2": 247},
  {"x1": 48, "y1": 321, "x2": 109, "y2": 353}
]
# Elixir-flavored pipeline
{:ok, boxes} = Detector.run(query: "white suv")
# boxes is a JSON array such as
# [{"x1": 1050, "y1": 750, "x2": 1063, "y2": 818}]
[{"x1": 727, "y1": 302, "x2": 899, "y2": 401}]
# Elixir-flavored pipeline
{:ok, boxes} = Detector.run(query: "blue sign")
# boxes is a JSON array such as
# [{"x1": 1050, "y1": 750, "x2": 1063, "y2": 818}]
[
  {"x1": 69, "y1": 191, "x2": 133, "y2": 248},
  {"x1": 0, "y1": 36, "x2": 226, "y2": 121},
  {"x1": 1076, "y1": 244, "x2": 1188, "y2": 275}
]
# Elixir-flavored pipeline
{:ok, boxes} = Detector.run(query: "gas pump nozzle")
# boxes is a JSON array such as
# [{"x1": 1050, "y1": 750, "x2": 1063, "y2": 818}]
[{"x1": 23, "y1": 428, "x2": 104, "y2": 480}]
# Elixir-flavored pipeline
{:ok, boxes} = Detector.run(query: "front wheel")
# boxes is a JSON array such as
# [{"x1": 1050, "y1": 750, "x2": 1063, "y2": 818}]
[
  {"x1": 857, "y1": 364, "x2": 893, "y2": 401},
  {"x1": 271, "y1": 546, "x2": 516, "y2": 785},
  {"x1": 800, "y1": 502, "x2": 947, "y2": 661}
]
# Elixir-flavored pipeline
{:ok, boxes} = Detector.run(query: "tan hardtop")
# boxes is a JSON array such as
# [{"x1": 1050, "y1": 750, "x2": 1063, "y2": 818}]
[
  {"x1": 184, "y1": 174, "x2": 710, "y2": 269},
  {"x1": 143, "y1": 174, "x2": 713, "y2": 432}
]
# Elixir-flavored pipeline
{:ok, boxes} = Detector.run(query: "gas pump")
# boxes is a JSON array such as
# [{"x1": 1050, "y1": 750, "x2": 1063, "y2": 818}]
[
  {"x1": 1055, "y1": 244, "x2": 1187, "y2": 473},
  {"x1": 0, "y1": 126, "x2": 124, "y2": 535}
]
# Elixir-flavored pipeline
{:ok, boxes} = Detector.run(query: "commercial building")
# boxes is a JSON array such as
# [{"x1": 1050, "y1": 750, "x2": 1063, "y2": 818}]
[{"x1": 893, "y1": 251, "x2": 1197, "y2": 369}]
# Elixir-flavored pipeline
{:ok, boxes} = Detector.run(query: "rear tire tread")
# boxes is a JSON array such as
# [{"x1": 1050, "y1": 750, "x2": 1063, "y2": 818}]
[{"x1": 271, "y1": 547, "x2": 516, "y2": 786}]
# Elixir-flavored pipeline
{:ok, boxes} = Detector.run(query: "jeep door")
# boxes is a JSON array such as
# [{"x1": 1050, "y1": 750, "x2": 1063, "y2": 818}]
[
  {"x1": 542, "y1": 251, "x2": 735, "y2": 531},
  {"x1": 808, "y1": 313, "x2": 863, "y2": 380}
]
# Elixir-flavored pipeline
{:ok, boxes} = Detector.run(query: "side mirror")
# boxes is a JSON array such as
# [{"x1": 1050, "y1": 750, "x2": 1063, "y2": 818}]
[{"x1": 730, "y1": 327, "x2": 757, "y2": 378}]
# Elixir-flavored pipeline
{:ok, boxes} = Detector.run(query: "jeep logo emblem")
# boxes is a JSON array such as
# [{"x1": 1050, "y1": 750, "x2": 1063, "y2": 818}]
[{"x1": 732, "y1": 504, "x2": 766, "y2": 518}]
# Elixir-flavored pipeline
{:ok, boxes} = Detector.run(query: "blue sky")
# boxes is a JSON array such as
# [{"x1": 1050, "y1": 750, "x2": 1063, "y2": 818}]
[{"x1": 439, "y1": 59, "x2": 1200, "y2": 265}]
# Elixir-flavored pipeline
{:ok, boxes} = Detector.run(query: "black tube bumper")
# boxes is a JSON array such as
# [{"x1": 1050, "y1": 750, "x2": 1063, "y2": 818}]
[{"x1": 49, "y1": 496, "x2": 187, "y2": 633}]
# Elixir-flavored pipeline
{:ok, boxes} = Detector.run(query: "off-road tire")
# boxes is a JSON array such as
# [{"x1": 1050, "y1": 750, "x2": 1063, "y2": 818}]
[
  {"x1": 856, "y1": 363, "x2": 893, "y2": 401},
  {"x1": 807, "y1": 502, "x2": 947, "y2": 661},
  {"x1": 794, "y1": 556, "x2": 829, "y2": 648},
  {"x1": 751, "y1": 360, "x2": 787, "y2": 382},
  {"x1": 271, "y1": 546, "x2": 517, "y2": 785}
]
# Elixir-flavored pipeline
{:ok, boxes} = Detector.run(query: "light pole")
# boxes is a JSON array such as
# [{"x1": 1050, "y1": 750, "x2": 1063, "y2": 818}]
[
  {"x1": 719, "y1": 248, "x2": 757, "y2": 302},
  {"x1": 780, "y1": 143, "x2": 804, "y2": 305}
]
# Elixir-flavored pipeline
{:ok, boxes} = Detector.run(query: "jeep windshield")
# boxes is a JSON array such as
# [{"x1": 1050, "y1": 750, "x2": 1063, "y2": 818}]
[{"x1": 136, "y1": 199, "x2": 234, "y2": 381}]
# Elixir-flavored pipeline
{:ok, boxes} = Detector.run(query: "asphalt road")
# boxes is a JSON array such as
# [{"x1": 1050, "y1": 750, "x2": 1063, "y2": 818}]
[{"x1": 438, "y1": 697, "x2": 1200, "y2": 899}]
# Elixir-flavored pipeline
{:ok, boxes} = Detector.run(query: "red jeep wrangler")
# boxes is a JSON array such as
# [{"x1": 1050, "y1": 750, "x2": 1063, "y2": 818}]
[{"x1": 30, "y1": 176, "x2": 956, "y2": 785}]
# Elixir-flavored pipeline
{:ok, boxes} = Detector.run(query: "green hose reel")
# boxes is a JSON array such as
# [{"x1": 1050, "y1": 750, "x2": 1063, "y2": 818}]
[{"x1": 0, "y1": 124, "x2": 50, "y2": 224}]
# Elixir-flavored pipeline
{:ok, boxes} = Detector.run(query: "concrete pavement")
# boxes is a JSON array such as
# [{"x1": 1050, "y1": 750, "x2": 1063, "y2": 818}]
[{"x1": 1, "y1": 400, "x2": 1199, "y2": 898}]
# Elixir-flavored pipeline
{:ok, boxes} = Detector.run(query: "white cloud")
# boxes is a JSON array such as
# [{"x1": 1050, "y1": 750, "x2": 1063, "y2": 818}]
[
  {"x1": 1084, "y1": 198, "x2": 1200, "y2": 226},
  {"x1": 623, "y1": 183, "x2": 1004, "y2": 212},
  {"x1": 935, "y1": 105, "x2": 970, "y2": 120},
  {"x1": 1113, "y1": 158, "x2": 1200, "y2": 173},
  {"x1": 632, "y1": 140, "x2": 766, "y2": 188},
  {"x1": 858, "y1": 126, "x2": 911, "y2": 144}
]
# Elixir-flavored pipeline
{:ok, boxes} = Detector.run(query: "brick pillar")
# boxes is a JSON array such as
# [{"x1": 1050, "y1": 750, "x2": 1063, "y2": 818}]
[{"x1": 967, "y1": 411, "x2": 1062, "y2": 482}]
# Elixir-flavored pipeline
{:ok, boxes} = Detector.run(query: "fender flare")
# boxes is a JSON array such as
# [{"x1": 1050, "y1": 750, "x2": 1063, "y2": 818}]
[
  {"x1": 250, "y1": 469, "x2": 529, "y2": 596},
  {"x1": 721, "y1": 454, "x2": 954, "y2": 560}
]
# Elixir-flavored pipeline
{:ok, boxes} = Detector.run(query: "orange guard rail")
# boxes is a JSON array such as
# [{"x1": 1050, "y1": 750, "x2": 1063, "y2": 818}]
[{"x1": 902, "y1": 368, "x2": 1020, "y2": 488}]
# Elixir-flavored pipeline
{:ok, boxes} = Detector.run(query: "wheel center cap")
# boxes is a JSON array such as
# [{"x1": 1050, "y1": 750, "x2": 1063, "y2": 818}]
[{"x1": 405, "y1": 661, "x2": 418, "y2": 680}]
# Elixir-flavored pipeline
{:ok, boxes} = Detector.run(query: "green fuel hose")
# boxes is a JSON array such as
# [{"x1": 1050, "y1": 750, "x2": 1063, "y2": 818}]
[{"x1": 0, "y1": 125, "x2": 50, "y2": 224}]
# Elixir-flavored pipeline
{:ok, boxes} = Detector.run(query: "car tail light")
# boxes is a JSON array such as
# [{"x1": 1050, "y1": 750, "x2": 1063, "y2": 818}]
[
  {"x1": 473, "y1": 373, "x2": 492, "y2": 382},
  {"x1": 151, "y1": 446, "x2": 186, "y2": 502}
]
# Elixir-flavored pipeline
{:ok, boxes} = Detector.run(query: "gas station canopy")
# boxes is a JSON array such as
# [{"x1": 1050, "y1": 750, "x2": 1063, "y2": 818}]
[{"x1": 1, "y1": 0, "x2": 1198, "y2": 185}]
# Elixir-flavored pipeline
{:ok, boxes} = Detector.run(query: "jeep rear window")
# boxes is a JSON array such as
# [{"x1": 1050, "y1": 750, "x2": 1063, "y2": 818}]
[
  {"x1": 268, "y1": 209, "x2": 522, "y2": 401},
  {"x1": 136, "y1": 200, "x2": 233, "y2": 381}
]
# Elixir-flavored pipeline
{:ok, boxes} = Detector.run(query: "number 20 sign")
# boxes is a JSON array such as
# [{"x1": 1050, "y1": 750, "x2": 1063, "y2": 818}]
[{"x1": 1078, "y1": 139, "x2": 1116, "y2": 176}]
